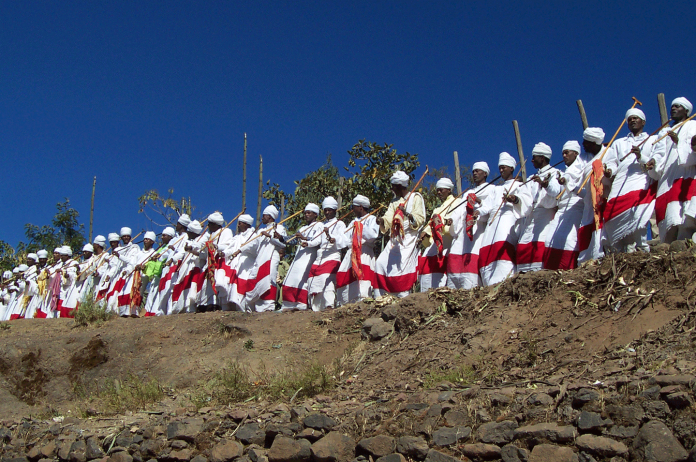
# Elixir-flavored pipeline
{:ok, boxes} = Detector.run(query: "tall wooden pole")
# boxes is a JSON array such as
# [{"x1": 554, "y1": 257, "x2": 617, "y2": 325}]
[
  {"x1": 89, "y1": 176, "x2": 96, "y2": 242},
  {"x1": 576, "y1": 100, "x2": 589, "y2": 130},
  {"x1": 453, "y1": 151, "x2": 462, "y2": 196},
  {"x1": 256, "y1": 155, "x2": 263, "y2": 228},
  {"x1": 337, "y1": 177, "x2": 344, "y2": 210},
  {"x1": 280, "y1": 193, "x2": 285, "y2": 220},
  {"x1": 657, "y1": 93, "x2": 669, "y2": 125},
  {"x1": 512, "y1": 121, "x2": 527, "y2": 181},
  {"x1": 242, "y1": 133, "x2": 247, "y2": 211}
]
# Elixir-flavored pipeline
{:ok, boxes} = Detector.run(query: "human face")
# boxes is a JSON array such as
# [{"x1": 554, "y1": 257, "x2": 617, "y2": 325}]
[
  {"x1": 324, "y1": 208, "x2": 336, "y2": 220},
  {"x1": 262, "y1": 214, "x2": 274, "y2": 225},
  {"x1": 176, "y1": 223, "x2": 186, "y2": 234},
  {"x1": 83, "y1": 251, "x2": 93, "y2": 259},
  {"x1": 436, "y1": 187, "x2": 451, "y2": 201},
  {"x1": 238, "y1": 222, "x2": 251, "y2": 233},
  {"x1": 60, "y1": 254, "x2": 70, "y2": 262},
  {"x1": 562, "y1": 150, "x2": 579, "y2": 166},
  {"x1": 472, "y1": 169, "x2": 487, "y2": 185},
  {"x1": 627, "y1": 115, "x2": 645, "y2": 135},
  {"x1": 162, "y1": 235, "x2": 172, "y2": 244},
  {"x1": 352, "y1": 205, "x2": 366, "y2": 218},
  {"x1": 499, "y1": 165, "x2": 514, "y2": 180},
  {"x1": 208, "y1": 223, "x2": 221, "y2": 233},
  {"x1": 531, "y1": 155, "x2": 548, "y2": 170},
  {"x1": 304, "y1": 211, "x2": 318, "y2": 224},
  {"x1": 27, "y1": 258, "x2": 36, "y2": 267},
  {"x1": 583, "y1": 139, "x2": 602, "y2": 155},
  {"x1": 671, "y1": 104, "x2": 688, "y2": 122},
  {"x1": 121, "y1": 235, "x2": 131, "y2": 245},
  {"x1": 110, "y1": 241, "x2": 119, "y2": 249},
  {"x1": 39, "y1": 258, "x2": 48, "y2": 266},
  {"x1": 53, "y1": 251, "x2": 60, "y2": 261},
  {"x1": 143, "y1": 238, "x2": 154, "y2": 250}
]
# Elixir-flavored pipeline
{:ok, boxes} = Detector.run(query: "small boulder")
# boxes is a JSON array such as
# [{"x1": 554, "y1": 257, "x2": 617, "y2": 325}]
[
  {"x1": 423, "y1": 449, "x2": 466, "y2": 462},
  {"x1": 236, "y1": 423, "x2": 267, "y2": 446},
  {"x1": 460, "y1": 444, "x2": 501, "y2": 460},
  {"x1": 478, "y1": 420, "x2": 518, "y2": 445},
  {"x1": 576, "y1": 434, "x2": 628, "y2": 458},
  {"x1": 361, "y1": 318, "x2": 393, "y2": 341},
  {"x1": 356, "y1": 435, "x2": 396, "y2": 458},
  {"x1": 514, "y1": 422, "x2": 577, "y2": 443},
  {"x1": 500, "y1": 445, "x2": 529, "y2": 462},
  {"x1": 431, "y1": 426, "x2": 471, "y2": 446},
  {"x1": 375, "y1": 455, "x2": 407, "y2": 462},
  {"x1": 268, "y1": 436, "x2": 312, "y2": 462},
  {"x1": 303, "y1": 414, "x2": 337, "y2": 431},
  {"x1": 210, "y1": 440, "x2": 243, "y2": 462},
  {"x1": 310, "y1": 432, "x2": 354, "y2": 462},
  {"x1": 396, "y1": 436, "x2": 429, "y2": 460},
  {"x1": 631, "y1": 420, "x2": 688, "y2": 462},
  {"x1": 529, "y1": 444, "x2": 578, "y2": 462}
]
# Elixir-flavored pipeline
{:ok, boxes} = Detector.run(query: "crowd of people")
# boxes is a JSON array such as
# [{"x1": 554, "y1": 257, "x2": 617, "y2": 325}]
[{"x1": 1, "y1": 97, "x2": 695, "y2": 319}]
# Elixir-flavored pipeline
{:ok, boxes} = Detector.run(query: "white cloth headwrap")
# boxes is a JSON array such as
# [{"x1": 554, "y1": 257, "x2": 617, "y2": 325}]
[
  {"x1": 83, "y1": 244, "x2": 94, "y2": 252},
  {"x1": 532, "y1": 142, "x2": 552, "y2": 159},
  {"x1": 54, "y1": 247, "x2": 62, "y2": 253},
  {"x1": 472, "y1": 161, "x2": 490, "y2": 175},
  {"x1": 187, "y1": 220, "x2": 202, "y2": 234},
  {"x1": 322, "y1": 197, "x2": 338, "y2": 210},
  {"x1": 626, "y1": 108, "x2": 645, "y2": 121},
  {"x1": 239, "y1": 214, "x2": 254, "y2": 225},
  {"x1": 162, "y1": 227, "x2": 176, "y2": 237},
  {"x1": 37, "y1": 250, "x2": 48, "y2": 259},
  {"x1": 305, "y1": 203, "x2": 320, "y2": 215},
  {"x1": 144, "y1": 231, "x2": 157, "y2": 241},
  {"x1": 18, "y1": 264, "x2": 28, "y2": 272},
  {"x1": 353, "y1": 195, "x2": 370, "y2": 208},
  {"x1": 562, "y1": 140, "x2": 581, "y2": 153},
  {"x1": 208, "y1": 212, "x2": 224, "y2": 225},
  {"x1": 390, "y1": 171, "x2": 410, "y2": 186},
  {"x1": 93, "y1": 235, "x2": 106, "y2": 247},
  {"x1": 27, "y1": 253, "x2": 38, "y2": 262},
  {"x1": 60, "y1": 246, "x2": 72, "y2": 256},
  {"x1": 672, "y1": 97, "x2": 692, "y2": 116},
  {"x1": 3, "y1": 271, "x2": 11, "y2": 279},
  {"x1": 263, "y1": 205, "x2": 279, "y2": 220},
  {"x1": 498, "y1": 152, "x2": 517, "y2": 168},
  {"x1": 435, "y1": 178, "x2": 454, "y2": 190},
  {"x1": 120, "y1": 227, "x2": 132, "y2": 237},
  {"x1": 177, "y1": 214, "x2": 191, "y2": 227},
  {"x1": 583, "y1": 127, "x2": 605, "y2": 144},
  {"x1": 108, "y1": 233, "x2": 120, "y2": 242},
  {"x1": 12, "y1": 267, "x2": 19, "y2": 274}
]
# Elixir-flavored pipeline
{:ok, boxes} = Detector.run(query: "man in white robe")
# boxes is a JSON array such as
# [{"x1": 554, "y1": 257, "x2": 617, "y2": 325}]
[
  {"x1": 577, "y1": 128, "x2": 609, "y2": 264},
  {"x1": 281, "y1": 203, "x2": 324, "y2": 311},
  {"x1": 336, "y1": 195, "x2": 379, "y2": 305},
  {"x1": 197, "y1": 212, "x2": 235, "y2": 311},
  {"x1": 95, "y1": 234, "x2": 120, "y2": 302},
  {"x1": 11, "y1": 255, "x2": 38, "y2": 319},
  {"x1": 153, "y1": 215, "x2": 192, "y2": 315},
  {"x1": 219, "y1": 214, "x2": 256, "y2": 311},
  {"x1": 25, "y1": 249, "x2": 49, "y2": 318},
  {"x1": 170, "y1": 220, "x2": 209, "y2": 314},
  {"x1": 652, "y1": 97, "x2": 696, "y2": 242},
  {"x1": 108, "y1": 227, "x2": 142, "y2": 316},
  {"x1": 142, "y1": 227, "x2": 176, "y2": 316},
  {"x1": 60, "y1": 244, "x2": 96, "y2": 317},
  {"x1": 308, "y1": 197, "x2": 346, "y2": 311},
  {"x1": 5, "y1": 265, "x2": 28, "y2": 320},
  {"x1": 374, "y1": 171, "x2": 426, "y2": 298},
  {"x1": 447, "y1": 162, "x2": 494, "y2": 289},
  {"x1": 418, "y1": 178, "x2": 460, "y2": 291}
]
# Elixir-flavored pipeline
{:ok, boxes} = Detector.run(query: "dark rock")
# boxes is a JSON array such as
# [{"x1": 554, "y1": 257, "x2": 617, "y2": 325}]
[
  {"x1": 405, "y1": 403, "x2": 428, "y2": 411},
  {"x1": 361, "y1": 318, "x2": 392, "y2": 341},
  {"x1": 653, "y1": 375, "x2": 695, "y2": 386},
  {"x1": 69, "y1": 440, "x2": 87, "y2": 462},
  {"x1": 631, "y1": 420, "x2": 688, "y2": 462},
  {"x1": 85, "y1": 437, "x2": 105, "y2": 460},
  {"x1": 167, "y1": 419, "x2": 204, "y2": 443},
  {"x1": 395, "y1": 436, "x2": 429, "y2": 460},
  {"x1": 577, "y1": 411, "x2": 612, "y2": 433},
  {"x1": 443, "y1": 409, "x2": 467, "y2": 427},
  {"x1": 426, "y1": 404, "x2": 442, "y2": 417},
  {"x1": 643, "y1": 400, "x2": 671, "y2": 420},
  {"x1": 107, "y1": 453, "x2": 134, "y2": 462},
  {"x1": 191, "y1": 456, "x2": 209, "y2": 462},
  {"x1": 500, "y1": 445, "x2": 529, "y2": 462},
  {"x1": 310, "y1": 432, "x2": 354, "y2": 462},
  {"x1": 268, "y1": 436, "x2": 312, "y2": 462},
  {"x1": 689, "y1": 446, "x2": 696, "y2": 462},
  {"x1": 356, "y1": 436, "x2": 396, "y2": 458},
  {"x1": 210, "y1": 440, "x2": 244, "y2": 462},
  {"x1": 297, "y1": 428, "x2": 323, "y2": 442},
  {"x1": 437, "y1": 391, "x2": 455, "y2": 403},
  {"x1": 140, "y1": 439, "x2": 167, "y2": 459},
  {"x1": 423, "y1": 449, "x2": 465, "y2": 462},
  {"x1": 578, "y1": 454, "x2": 597, "y2": 462},
  {"x1": 573, "y1": 389, "x2": 600, "y2": 408},
  {"x1": 248, "y1": 447, "x2": 268, "y2": 462},
  {"x1": 605, "y1": 404, "x2": 644, "y2": 426},
  {"x1": 527, "y1": 393, "x2": 554, "y2": 406},
  {"x1": 27, "y1": 446, "x2": 42, "y2": 461},
  {"x1": 380, "y1": 306, "x2": 398, "y2": 321},
  {"x1": 665, "y1": 392, "x2": 692, "y2": 409},
  {"x1": 169, "y1": 449, "x2": 193, "y2": 461},
  {"x1": 529, "y1": 444, "x2": 577, "y2": 462},
  {"x1": 375, "y1": 455, "x2": 406, "y2": 462},
  {"x1": 605, "y1": 425, "x2": 639, "y2": 439},
  {"x1": 237, "y1": 423, "x2": 267, "y2": 446},
  {"x1": 478, "y1": 420, "x2": 518, "y2": 445},
  {"x1": 489, "y1": 393, "x2": 512, "y2": 406},
  {"x1": 431, "y1": 426, "x2": 471, "y2": 447},
  {"x1": 460, "y1": 444, "x2": 501, "y2": 460},
  {"x1": 576, "y1": 434, "x2": 628, "y2": 458},
  {"x1": 3, "y1": 458, "x2": 29, "y2": 462},
  {"x1": 641, "y1": 386, "x2": 662, "y2": 400},
  {"x1": 171, "y1": 440, "x2": 189, "y2": 449},
  {"x1": 514, "y1": 422, "x2": 577, "y2": 443},
  {"x1": 303, "y1": 414, "x2": 337, "y2": 431},
  {"x1": 0, "y1": 428, "x2": 11, "y2": 442}
]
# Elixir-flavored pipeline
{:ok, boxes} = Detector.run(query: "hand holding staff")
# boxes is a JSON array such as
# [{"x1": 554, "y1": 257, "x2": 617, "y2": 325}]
[
  {"x1": 344, "y1": 204, "x2": 386, "y2": 233},
  {"x1": 651, "y1": 113, "x2": 696, "y2": 145},
  {"x1": 619, "y1": 117, "x2": 674, "y2": 162}
]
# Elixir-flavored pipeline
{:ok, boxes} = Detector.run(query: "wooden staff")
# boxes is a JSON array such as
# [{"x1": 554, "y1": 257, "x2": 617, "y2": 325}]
[
  {"x1": 619, "y1": 118, "x2": 675, "y2": 162},
  {"x1": 651, "y1": 113, "x2": 696, "y2": 145},
  {"x1": 577, "y1": 96, "x2": 643, "y2": 192},
  {"x1": 210, "y1": 208, "x2": 246, "y2": 245},
  {"x1": 324, "y1": 206, "x2": 354, "y2": 233},
  {"x1": 519, "y1": 159, "x2": 566, "y2": 185},
  {"x1": 489, "y1": 161, "x2": 527, "y2": 223},
  {"x1": 344, "y1": 204, "x2": 386, "y2": 233},
  {"x1": 443, "y1": 178, "x2": 502, "y2": 217},
  {"x1": 403, "y1": 166, "x2": 429, "y2": 205}
]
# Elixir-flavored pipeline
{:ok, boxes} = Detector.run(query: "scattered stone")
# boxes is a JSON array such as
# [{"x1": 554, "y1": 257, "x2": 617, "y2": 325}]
[
  {"x1": 478, "y1": 420, "x2": 518, "y2": 445},
  {"x1": 514, "y1": 422, "x2": 577, "y2": 443},
  {"x1": 229, "y1": 410, "x2": 248, "y2": 422},
  {"x1": 460, "y1": 443, "x2": 501, "y2": 460},
  {"x1": 577, "y1": 411, "x2": 612, "y2": 433},
  {"x1": 431, "y1": 426, "x2": 471, "y2": 446},
  {"x1": 297, "y1": 428, "x2": 323, "y2": 442},
  {"x1": 643, "y1": 400, "x2": 671, "y2": 420},
  {"x1": 529, "y1": 444, "x2": 578, "y2": 462},
  {"x1": 85, "y1": 436, "x2": 105, "y2": 459},
  {"x1": 395, "y1": 436, "x2": 429, "y2": 460},
  {"x1": 310, "y1": 432, "x2": 354, "y2": 462},
  {"x1": 641, "y1": 386, "x2": 662, "y2": 400},
  {"x1": 68, "y1": 439, "x2": 87, "y2": 462},
  {"x1": 170, "y1": 449, "x2": 193, "y2": 461},
  {"x1": 500, "y1": 445, "x2": 529, "y2": 462},
  {"x1": 437, "y1": 391, "x2": 455, "y2": 403},
  {"x1": 167, "y1": 419, "x2": 204, "y2": 443},
  {"x1": 489, "y1": 393, "x2": 512, "y2": 406},
  {"x1": 423, "y1": 449, "x2": 465, "y2": 462},
  {"x1": 631, "y1": 420, "x2": 688, "y2": 462},
  {"x1": 605, "y1": 425, "x2": 639, "y2": 439},
  {"x1": 171, "y1": 440, "x2": 189, "y2": 449},
  {"x1": 362, "y1": 318, "x2": 393, "y2": 341},
  {"x1": 248, "y1": 447, "x2": 268, "y2": 462},
  {"x1": 405, "y1": 403, "x2": 428, "y2": 411},
  {"x1": 107, "y1": 453, "x2": 134, "y2": 462},
  {"x1": 443, "y1": 410, "x2": 467, "y2": 427},
  {"x1": 356, "y1": 435, "x2": 396, "y2": 458},
  {"x1": 605, "y1": 404, "x2": 644, "y2": 426},
  {"x1": 669, "y1": 240, "x2": 688, "y2": 252},
  {"x1": 664, "y1": 392, "x2": 692, "y2": 409},
  {"x1": 573, "y1": 389, "x2": 600, "y2": 408},
  {"x1": 237, "y1": 423, "x2": 267, "y2": 446},
  {"x1": 375, "y1": 455, "x2": 407, "y2": 462},
  {"x1": 268, "y1": 436, "x2": 312, "y2": 462},
  {"x1": 210, "y1": 440, "x2": 243, "y2": 462},
  {"x1": 527, "y1": 393, "x2": 554, "y2": 406},
  {"x1": 653, "y1": 375, "x2": 695, "y2": 386},
  {"x1": 303, "y1": 414, "x2": 337, "y2": 431},
  {"x1": 576, "y1": 434, "x2": 628, "y2": 458},
  {"x1": 191, "y1": 456, "x2": 209, "y2": 462}
]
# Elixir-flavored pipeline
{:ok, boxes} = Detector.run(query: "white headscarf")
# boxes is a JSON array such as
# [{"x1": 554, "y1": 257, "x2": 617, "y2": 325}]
[
  {"x1": 472, "y1": 161, "x2": 490, "y2": 175},
  {"x1": 672, "y1": 97, "x2": 692, "y2": 116},
  {"x1": 144, "y1": 231, "x2": 157, "y2": 241},
  {"x1": 305, "y1": 203, "x2": 320, "y2": 215},
  {"x1": 187, "y1": 220, "x2": 202, "y2": 234},
  {"x1": 37, "y1": 250, "x2": 48, "y2": 259},
  {"x1": 562, "y1": 140, "x2": 581, "y2": 153},
  {"x1": 263, "y1": 205, "x2": 279, "y2": 220},
  {"x1": 162, "y1": 227, "x2": 176, "y2": 237},
  {"x1": 120, "y1": 227, "x2": 132, "y2": 237},
  {"x1": 93, "y1": 235, "x2": 106, "y2": 248},
  {"x1": 178, "y1": 214, "x2": 191, "y2": 227},
  {"x1": 83, "y1": 244, "x2": 94, "y2": 253},
  {"x1": 322, "y1": 197, "x2": 338, "y2": 210},
  {"x1": 353, "y1": 195, "x2": 370, "y2": 208},
  {"x1": 532, "y1": 142, "x2": 552, "y2": 159},
  {"x1": 390, "y1": 171, "x2": 410, "y2": 186},
  {"x1": 498, "y1": 152, "x2": 517, "y2": 168},
  {"x1": 208, "y1": 212, "x2": 224, "y2": 225},
  {"x1": 108, "y1": 233, "x2": 120, "y2": 243},
  {"x1": 435, "y1": 178, "x2": 454, "y2": 190},
  {"x1": 239, "y1": 214, "x2": 254, "y2": 225},
  {"x1": 626, "y1": 108, "x2": 645, "y2": 121},
  {"x1": 27, "y1": 253, "x2": 38, "y2": 262},
  {"x1": 583, "y1": 127, "x2": 605, "y2": 144}
]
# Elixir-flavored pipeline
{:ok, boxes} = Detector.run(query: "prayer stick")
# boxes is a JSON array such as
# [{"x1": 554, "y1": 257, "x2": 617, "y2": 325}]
[
  {"x1": 512, "y1": 121, "x2": 527, "y2": 182},
  {"x1": 652, "y1": 113, "x2": 696, "y2": 145},
  {"x1": 619, "y1": 118, "x2": 674, "y2": 162},
  {"x1": 577, "y1": 100, "x2": 589, "y2": 130},
  {"x1": 489, "y1": 160, "x2": 527, "y2": 224},
  {"x1": 344, "y1": 205, "x2": 386, "y2": 233}
]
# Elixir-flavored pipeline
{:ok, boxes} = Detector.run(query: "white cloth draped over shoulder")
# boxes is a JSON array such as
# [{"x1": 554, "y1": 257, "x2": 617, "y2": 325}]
[
  {"x1": 307, "y1": 218, "x2": 346, "y2": 311},
  {"x1": 245, "y1": 223, "x2": 287, "y2": 312},
  {"x1": 418, "y1": 194, "x2": 460, "y2": 291},
  {"x1": 281, "y1": 222, "x2": 324, "y2": 310},
  {"x1": 170, "y1": 232, "x2": 209, "y2": 314},
  {"x1": 335, "y1": 215, "x2": 379, "y2": 305}
]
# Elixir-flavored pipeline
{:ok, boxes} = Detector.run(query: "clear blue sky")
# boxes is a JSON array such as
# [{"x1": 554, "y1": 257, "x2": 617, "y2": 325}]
[{"x1": 1, "y1": 1, "x2": 694, "y2": 247}]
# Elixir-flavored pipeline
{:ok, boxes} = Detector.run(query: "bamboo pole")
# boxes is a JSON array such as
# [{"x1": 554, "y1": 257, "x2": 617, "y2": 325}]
[
  {"x1": 577, "y1": 100, "x2": 589, "y2": 130},
  {"x1": 657, "y1": 93, "x2": 669, "y2": 125},
  {"x1": 256, "y1": 155, "x2": 263, "y2": 228},
  {"x1": 88, "y1": 176, "x2": 96, "y2": 242},
  {"x1": 280, "y1": 192, "x2": 285, "y2": 220},
  {"x1": 337, "y1": 177, "x2": 344, "y2": 210},
  {"x1": 242, "y1": 133, "x2": 247, "y2": 210},
  {"x1": 512, "y1": 121, "x2": 527, "y2": 182},
  {"x1": 453, "y1": 151, "x2": 462, "y2": 196}
]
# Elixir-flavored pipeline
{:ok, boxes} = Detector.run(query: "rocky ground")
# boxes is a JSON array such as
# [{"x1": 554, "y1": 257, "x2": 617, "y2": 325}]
[{"x1": 2, "y1": 241, "x2": 696, "y2": 461}]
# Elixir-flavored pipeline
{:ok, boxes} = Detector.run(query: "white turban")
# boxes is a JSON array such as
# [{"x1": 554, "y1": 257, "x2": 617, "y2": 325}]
[
  {"x1": 93, "y1": 235, "x2": 106, "y2": 248},
  {"x1": 472, "y1": 162, "x2": 490, "y2": 175},
  {"x1": 305, "y1": 203, "x2": 320, "y2": 215},
  {"x1": 144, "y1": 231, "x2": 157, "y2": 241},
  {"x1": 3, "y1": 271, "x2": 11, "y2": 279},
  {"x1": 435, "y1": 178, "x2": 454, "y2": 190},
  {"x1": 12, "y1": 267, "x2": 19, "y2": 274},
  {"x1": 583, "y1": 127, "x2": 605, "y2": 144},
  {"x1": 353, "y1": 195, "x2": 370, "y2": 208},
  {"x1": 562, "y1": 140, "x2": 581, "y2": 153},
  {"x1": 53, "y1": 247, "x2": 62, "y2": 254},
  {"x1": 83, "y1": 244, "x2": 94, "y2": 253},
  {"x1": 208, "y1": 212, "x2": 224, "y2": 225},
  {"x1": 59, "y1": 246, "x2": 72, "y2": 256},
  {"x1": 322, "y1": 197, "x2": 338, "y2": 210},
  {"x1": 17, "y1": 264, "x2": 28, "y2": 272},
  {"x1": 390, "y1": 171, "x2": 410, "y2": 187},
  {"x1": 37, "y1": 250, "x2": 48, "y2": 259},
  {"x1": 178, "y1": 214, "x2": 191, "y2": 227},
  {"x1": 162, "y1": 227, "x2": 176, "y2": 237},
  {"x1": 187, "y1": 220, "x2": 202, "y2": 234},
  {"x1": 239, "y1": 214, "x2": 254, "y2": 225},
  {"x1": 108, "y1": 233, "x2": 120, "y2": 243},
  {"x1": 263, "y1": 205, "x2": 279, "y2": 220},
  {"x1": 498, "y1": 152, "x2": 517, "y2": 168},
  {"x1": 626, "y1": 108, "x2": 645, "y2": 121},
  {"x1": 27, "y1": 253, "x2": 38, "y2": 262},
  {"x1": 120, "y1": 227, "x2": 132, "y2": 237},
  {"x1": 672, "y1": 97, "x2": 692, "y2": 116},
  {"x1": 532, "y1": 142, "x2": 552, "y2": 159}
]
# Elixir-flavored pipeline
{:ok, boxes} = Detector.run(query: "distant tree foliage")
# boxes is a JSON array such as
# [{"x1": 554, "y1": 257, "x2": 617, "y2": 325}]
[{"x1": 138, "y1": 189, "x2": 195, "y2": 226}]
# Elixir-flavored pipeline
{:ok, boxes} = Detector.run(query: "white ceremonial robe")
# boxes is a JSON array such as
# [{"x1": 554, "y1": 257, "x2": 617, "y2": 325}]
[
  {"x1": 197, "y1": 228, "x2": 235, "y2": 308},
  {"x1": 577, "y1": 151, "x2": 611, "y2": 264},
  {"x1": 336, "y1": 215, "x2": 379, "y2": 306},
  {"x1": 170, "y1": 232, "x2": 209, "y2": 314},
  {"x1": 447, "y1": 182, "x2": 494, "y2": 290},
  {"x1": 25, "y1": 265, "x2": 50, "y2": 318},
  {"x1": 244, "y1": 223, "x2": 287, "y2": 312},
  {"x1": 142, "y1": 245, "x2": 176, "y2": 316},
  {"x1": 218, "y1": 227, "x2": 255, "y2": 311},
  {"x1": 3, "y1": 282, "x2": 24, "y2": 321},
  {"x1": 7, "y1": 266, "x2": 37, "y2": 319},
  {"x1": 60, "y1": 256, "x2": 97, "y2": 317},
  {"x1": 543, "y1": 157, "x2": 586, "y2": 270},
  {"x1": 307, "y1": 218, "x2": 347, "y2": 311},
  {"x1": 418, "y1": 195, "x2": 460, "y2": 291},
  {"x1": 516, "y1": 165, "x2": 560, "y2": 273},
  {"x1": 653, "y1": 120, "x2": 696, "y2": 241},
  {"x1": 281, "y1": 221, "x2": 324, "y2": 310},
  {"x1": 107, "y1": 242, "x2": 142, "y2": 316},
  {"x1": 38, "y1": 261, "x2": 65, "y2": 318},
  {"x1": 477, "y1": 179, "x2": 531, "y2": 286},
  {"x1": 374, "y1": 193, "x2": 426, "y2": 298},
  {"x1": 152, "y1": 232, "x2": 190, "y2": 315},
  {"x1": 602, "y1": 132, "x2": 663, "y2": 253}
]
